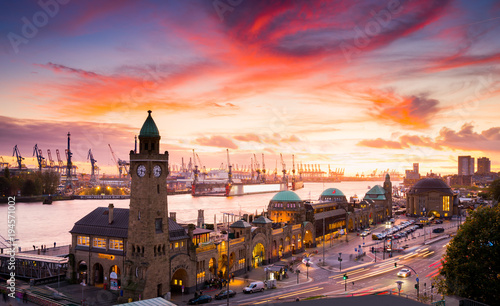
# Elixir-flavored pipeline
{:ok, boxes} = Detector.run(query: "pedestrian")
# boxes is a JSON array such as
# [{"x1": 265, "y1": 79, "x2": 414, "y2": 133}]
[
  {"x1": 33, "y1": 245, "x2": 35, "y2": 250},
  {"x1": 2, "y1": 290, "x2": 7, "y2": 302},
  {"x1": 54, "y1": 242, "x2": 56, "y2": 248}
]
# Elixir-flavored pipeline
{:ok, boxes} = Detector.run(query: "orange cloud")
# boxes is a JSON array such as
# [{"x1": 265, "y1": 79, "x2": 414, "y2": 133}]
[{"x1": 362, "y1": 90, "x2": 441, "y2": 129}]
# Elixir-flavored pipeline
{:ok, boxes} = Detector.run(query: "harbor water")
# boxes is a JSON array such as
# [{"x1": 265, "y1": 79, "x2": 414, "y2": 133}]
[{"x1": 0, "y1": 181, "x2": 400, "y2": 250}]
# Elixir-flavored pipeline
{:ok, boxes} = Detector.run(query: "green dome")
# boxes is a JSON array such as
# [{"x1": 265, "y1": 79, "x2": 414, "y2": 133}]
[
  {"x1": 139, "y1": 110, "x2": 160, "y2": 137},
  {"x1": 271, "y1": 190, "x2": 302, "y2": 202},
  {"x1": 320, "y1": 188, "x2": 345, "y2": 197}
]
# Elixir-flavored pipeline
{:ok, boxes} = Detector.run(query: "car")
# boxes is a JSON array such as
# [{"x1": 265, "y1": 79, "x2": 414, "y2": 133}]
[
  {"x1": 215, "y1": 289, "x2": 236, "y2": 300},
  {"x1": 435, "y1": 220, "x2": 443, "y2": 224},
  {"x1": 243, "y1": 281, "x2": 265, "y2": 293},
  {"x1": 433, "y1": 227, "x2": 445, "y2": 233},
  {"x1": 188, "y1": 295, "x2": 213, "y2": 305},
  {"x1": 361, "y1": 230, "x2": 371, "y2": 237},
  {"x1": 397, "y1": 268, "x2": 411, "y2": 277}
]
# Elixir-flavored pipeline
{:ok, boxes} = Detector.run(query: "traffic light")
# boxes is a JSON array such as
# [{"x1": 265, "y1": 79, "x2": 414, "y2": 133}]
[
  {"x1": 415, "y1": 284, "x2": 419, "y2": 290},
  {"x1": 343, "y1": 274, "x2": 348, "y2": 280},
  {"x1": 394, "y1": 262, "x2": 397, "y2": 267},
  {"x1": 371, "y1": 246, "x2": 374, "y2": 253}
]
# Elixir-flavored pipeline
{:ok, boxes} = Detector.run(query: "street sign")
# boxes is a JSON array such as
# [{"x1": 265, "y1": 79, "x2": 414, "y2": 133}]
[{"x1": 416, "y1": 278, "x2": 419, "y2": 282}]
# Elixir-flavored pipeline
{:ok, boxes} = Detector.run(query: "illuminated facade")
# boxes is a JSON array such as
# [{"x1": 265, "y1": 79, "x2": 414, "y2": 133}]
[{"x1": 406, "y1": 178, "x2": 457, "y2": 218}]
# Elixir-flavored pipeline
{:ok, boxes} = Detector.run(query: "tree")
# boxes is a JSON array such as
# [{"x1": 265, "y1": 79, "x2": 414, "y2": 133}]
[
  {"x1": 441, "y1": 206, "x2": 500, "y2": 304},
  {"x1": 489, "y1": 179, "x2": 500, "y2": 205}
]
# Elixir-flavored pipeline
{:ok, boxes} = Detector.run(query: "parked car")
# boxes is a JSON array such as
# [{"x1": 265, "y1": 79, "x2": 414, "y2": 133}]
[
  {"x1": 361, "y1": 230, "x2": 371, "y2": 237},
  {"x1": 243, "y1": 281, "x2": 265, "y2": 293},
  {"x1": 397, "y1": 268, "x2": 411, "y2": 277},
  {"x1": 188, "y1": 295, "x2": 213, "y2": 305},
  {"x1": 435, "y1": 220, "x2": 443, "y2": 224},
  {"x1": 215, "y1": 289, "x2": 236, "y2": 300},
  {"x1": 433, "y1": 227, "x2": 445, "y2": 233}
]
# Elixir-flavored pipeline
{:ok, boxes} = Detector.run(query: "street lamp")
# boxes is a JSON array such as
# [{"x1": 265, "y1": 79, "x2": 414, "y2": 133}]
[
  {"x1": 296, "y1": 269, "x2": 300, "y2": 284},
  {"x1": 395, "y1": 280, "x2": 403, "y2": 296}
]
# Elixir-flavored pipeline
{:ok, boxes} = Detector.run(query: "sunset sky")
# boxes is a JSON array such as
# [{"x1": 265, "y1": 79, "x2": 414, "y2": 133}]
[{"x1": 1, "y1": 0, "x2": 499, "y2": 177}]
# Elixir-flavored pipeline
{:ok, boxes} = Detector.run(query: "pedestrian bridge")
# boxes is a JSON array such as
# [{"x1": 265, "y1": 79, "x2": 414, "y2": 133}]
[{"x1": 0, "y1": 253, "x2": 68, "y2": 284}]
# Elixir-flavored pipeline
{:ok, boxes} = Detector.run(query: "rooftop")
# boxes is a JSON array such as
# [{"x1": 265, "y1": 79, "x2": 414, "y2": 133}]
[
  {"x1": 270, "y1": 190, "x2": 302, "y2": 202},
  {"x1": 139, "y1": 110, "x2": 160, "y2": 138},
  {"x1": 409, "y1": 178, "x2": 453, "y2": 195},
  {"x1": 320, "y1": 188, "x2": 345, "y2": 197}
]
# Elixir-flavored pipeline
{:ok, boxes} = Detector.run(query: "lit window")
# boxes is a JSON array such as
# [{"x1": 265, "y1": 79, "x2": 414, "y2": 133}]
[
  {"x1": 443, "y1": 197, "x2": 450, "y2": 211},
  {"x1": 175, "y1": 242, "x2": 179, "y2": 248},
  {"x1": 93, "y1": 237, "x2": 106, "y2": 249},
  {"x1": 109, "y1": 239, "x2": 123, "y2": 250},
  {"x1": 77, "y1": 236, "x2": 89, "y2": 246}
]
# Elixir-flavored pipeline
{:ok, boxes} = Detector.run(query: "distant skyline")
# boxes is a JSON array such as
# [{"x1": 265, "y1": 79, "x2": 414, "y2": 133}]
[{"x1": 1, "y1": 0, "x2": 500, "y2": 176}]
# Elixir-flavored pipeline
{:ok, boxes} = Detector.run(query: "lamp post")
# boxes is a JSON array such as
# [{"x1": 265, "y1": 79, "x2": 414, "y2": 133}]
[
  {"x1": 296, "y1": 269, "x2": 300, "y2": 284},
  {"x1": 322, "y1": 218, "x2": 325, "y2": 266},
  {"x1": 396, "y1": 280, "x2": 403, "y2": 296}
]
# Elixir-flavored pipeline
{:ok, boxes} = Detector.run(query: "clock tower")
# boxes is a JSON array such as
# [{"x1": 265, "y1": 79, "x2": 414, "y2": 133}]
[{"x1": 124, "y1": 110, "x2": 170, "y2": 299}]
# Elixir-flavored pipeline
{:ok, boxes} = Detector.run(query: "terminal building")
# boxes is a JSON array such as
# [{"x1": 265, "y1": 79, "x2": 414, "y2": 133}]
[
  {"x1": 67, "y1": 110, "x2": 394, "y2": 302},
  {"x1": 406, "y1": 178, "x2": 458, "y2": 218}
]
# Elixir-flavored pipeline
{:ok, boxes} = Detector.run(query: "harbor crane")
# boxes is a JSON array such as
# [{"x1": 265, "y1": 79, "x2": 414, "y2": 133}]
[
  {"x1": 253, "y1": 153, "x2": 261, "y2": 182},
  {"x1": 46, "y1": 149, "x2": 55, "y2": 168},
  {"x1": 108, "y1": 144, "x2": 130, "y2": 178},
  {"x1": 87, "y1": 149, "x2": 99, "y2": 183},
  {"x1": 33, "y1": 144, "x2": 46, "y2": 172},
  {"x1": 195, "y1": 153, "x2": 207, "y2": 179},
  {"x1": 226, "y1": 149, "x2": 233, "y2": 183},
  {"x1": 192, "y1": 149, "x2": 199, "y2": 183},
  {"x1": 280, "y1": 153, "x2": 287, "y2": 183},
  {"x1": 261, "y1": 153, "x2": 266, "y2": 182},
  {"x1": 55, "y1": 149, "x2": 64, "y2": 172},
  {"x1": 12, "y1": 145, "x2": 25, "y2": 170}
]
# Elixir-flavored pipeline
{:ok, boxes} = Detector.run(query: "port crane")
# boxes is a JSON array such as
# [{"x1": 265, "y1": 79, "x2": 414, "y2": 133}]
[
  {"x1": 226, "y1": 149, "x2": 233, "y2": 183},
  {"x1": 108, "y1": 144, "x2": 130, "y2": 178},
  {"x1": 253, "y1": 154, "x2": 261, "y2": 182},
  {"x1": 33, "y1": 144, "x2": 46, "y2": 172},
  {"x1": 12, "y1": 145, "x2": 25, "y2": 170},
  {"x1": 261, "y1": 153, "x2": 266, "y2": 182},
  {"x1": 55, "y1": 149, "x2": 64, "y2": 172},
  {"x1": 87, "y1": 149, "x2": 99, "y2": 183},
  {"x1": 46, "y1": 149, "x2": 55, "y2": 168},
  {"x1": 280, "y1": 153, "x2": 287, "y2": 183}
]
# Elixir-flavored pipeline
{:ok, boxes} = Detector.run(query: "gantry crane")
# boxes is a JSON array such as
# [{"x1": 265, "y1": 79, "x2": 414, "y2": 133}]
[
  {"x1": 253, "y1": 153, "x2": 261, "y2": 182},
  {"x1": 280, "y1": 153, "x2": 287, "y2": 183},
  {"x1": 226, "y1": 149, "x2": 233, "y2": 183},
  {"x1": 261, "y1": 153, "x2": 266, "y2": 182},
  {"x1": 108, "y1": 144, "x2": 130, "y2": 178},
  {"x1": 33, "y1": 144, "x2": 46, "y2": 172},
  {"x1": 46, "y1": 149, "x2": 55, "y2": 168},
  {"x1": 87, "y1": 149, "x2": 98, "y2": 183},
  {"x1": 56, "y1": 149, "x2": 64, "y2": 172},
  {"x1": 12, "y1": 145, "x2": 25, "y2": 170}
]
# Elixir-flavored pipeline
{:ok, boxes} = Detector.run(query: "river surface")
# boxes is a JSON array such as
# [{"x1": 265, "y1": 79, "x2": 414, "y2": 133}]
[{"x1": 0, "y1": 181, "x2": 400, "y2": 250}]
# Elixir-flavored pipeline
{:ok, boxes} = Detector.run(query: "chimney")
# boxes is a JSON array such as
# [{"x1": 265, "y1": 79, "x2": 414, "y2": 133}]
[
  {"x1": 108, "y1": 203, "x2": 114, "y2": 224},
  {"x1": 170, "y1": 212, "x2": 176, "y2": 222}
]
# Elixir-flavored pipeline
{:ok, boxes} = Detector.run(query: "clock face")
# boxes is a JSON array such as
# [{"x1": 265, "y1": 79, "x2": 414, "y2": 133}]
[
  {"x1": 137, "y1": 165, "x2": 146, "y2": 177},
  {"x1": 153, "y1": 165, "x2": 162, "y2": 177}
]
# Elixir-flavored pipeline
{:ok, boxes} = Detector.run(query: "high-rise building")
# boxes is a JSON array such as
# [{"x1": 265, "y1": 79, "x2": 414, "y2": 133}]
[
  {"x1": 477, "y1": 157, "x2": 491, "y2": 174},
  {"x1": 458, "y1": 156, "x2": 474, "y2": 176}
]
